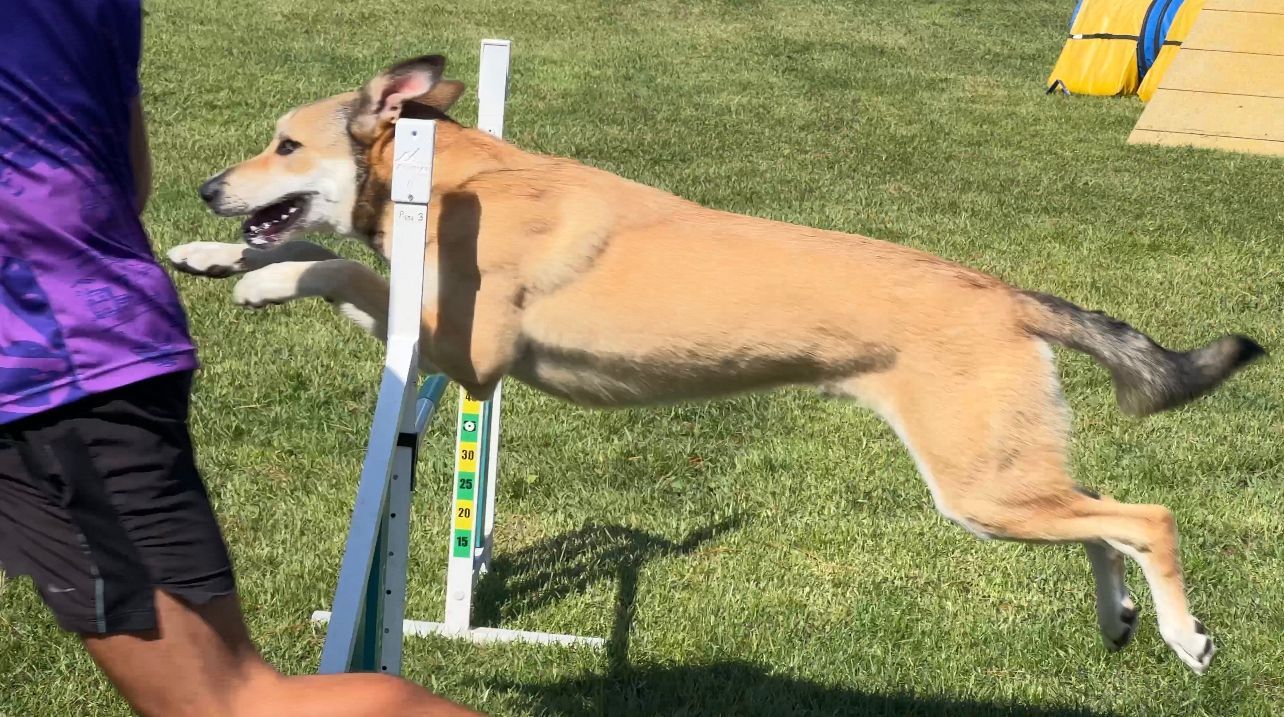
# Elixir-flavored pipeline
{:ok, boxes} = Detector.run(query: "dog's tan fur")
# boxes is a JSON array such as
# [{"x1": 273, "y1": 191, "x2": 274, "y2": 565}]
[{"x1": 170, "y1": 55, "x2": 1264, "y2": 673}]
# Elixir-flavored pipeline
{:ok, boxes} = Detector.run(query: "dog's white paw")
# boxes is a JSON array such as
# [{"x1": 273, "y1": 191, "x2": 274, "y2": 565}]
[
  {"x1": 233, "y1": 264, "x2": 310, "y2": 308},
  {"x1": 168, "y1": 242, "x2": 248, "y2": 278},
  {"x1": 1162, "y1": 616, "x2": 1216, "y2": 675},
  {"x1": 1100, "y1": 594, "x2": 1139, "y2": 652}
]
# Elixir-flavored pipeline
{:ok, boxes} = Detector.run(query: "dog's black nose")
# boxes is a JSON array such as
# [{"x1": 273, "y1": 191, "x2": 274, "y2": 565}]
[{"x1": 197, "y1": 175, "x2": 224, "y2": 205}]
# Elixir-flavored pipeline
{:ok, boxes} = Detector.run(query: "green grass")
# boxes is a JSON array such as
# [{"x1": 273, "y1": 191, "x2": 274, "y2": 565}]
[{"x1": 3, "y1": 0, "x2": 1283, "y2": 715}]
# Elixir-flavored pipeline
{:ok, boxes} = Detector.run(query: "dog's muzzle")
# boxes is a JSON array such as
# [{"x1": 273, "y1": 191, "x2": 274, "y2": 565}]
[{"x1": 198, "y1": 174, "x2": 226, "y2": 207}]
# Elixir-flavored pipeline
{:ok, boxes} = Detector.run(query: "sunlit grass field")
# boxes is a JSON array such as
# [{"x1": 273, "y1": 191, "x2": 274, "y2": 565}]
[{"x1": 2, "y1": 1, "x2": 1281, "y2": 715}]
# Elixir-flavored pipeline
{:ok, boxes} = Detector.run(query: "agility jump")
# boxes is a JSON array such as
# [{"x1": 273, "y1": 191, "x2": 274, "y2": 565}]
[{"x1": 310, "y1": 39, "x2": 603, "y2": 676}]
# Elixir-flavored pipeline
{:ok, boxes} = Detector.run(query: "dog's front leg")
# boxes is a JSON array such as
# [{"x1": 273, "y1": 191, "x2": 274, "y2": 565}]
[
  {"x1": 232, "y1": 259, "x2": 441, "y2": 375},
  {"x1": 168, "y1": 240, "x2": 340, "y2": 278},
  {"x1": 425, "y1": 282, "x2": 525, "y2": 401}
]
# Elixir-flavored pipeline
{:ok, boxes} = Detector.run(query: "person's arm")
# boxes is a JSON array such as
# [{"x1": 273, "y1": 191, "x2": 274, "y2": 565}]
[{"x1": 128, "y1": 96, "x2": 152, "y2": 214}]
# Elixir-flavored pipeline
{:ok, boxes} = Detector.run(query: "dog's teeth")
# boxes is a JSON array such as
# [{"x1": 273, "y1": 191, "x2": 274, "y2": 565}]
[{"x1": 288, "y1": 206, "x2": 298, "y2": 214}]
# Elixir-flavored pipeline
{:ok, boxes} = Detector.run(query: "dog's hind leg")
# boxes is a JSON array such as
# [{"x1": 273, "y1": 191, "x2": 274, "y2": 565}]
[
  {"x1": 168, "y1": 240, "x2": 340, "y2": 278},
  {"x1": 835, "y1": 339, "x2": 1213, "y2": 673},
  {"x1": 1000, "y1": 498, "x2": 1215, "y2": 673},
  {"x1": 1085, "y1": 540, "x2": 1138, "y2": 651}
]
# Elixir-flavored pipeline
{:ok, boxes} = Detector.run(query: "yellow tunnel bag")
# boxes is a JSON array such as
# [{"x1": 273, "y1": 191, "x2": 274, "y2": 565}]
[{"x1": 1046, "y1": 0, "x2": 1153, "y2": 96}]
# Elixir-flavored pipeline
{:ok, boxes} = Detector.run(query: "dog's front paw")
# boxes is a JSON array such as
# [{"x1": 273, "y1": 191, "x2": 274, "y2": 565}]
[
  {"x1": 233, "y1": 263, "x2": 311, "y2": 309},
  {"x1": 168, "y1": 242, "x2": 248, "y2": 277}
]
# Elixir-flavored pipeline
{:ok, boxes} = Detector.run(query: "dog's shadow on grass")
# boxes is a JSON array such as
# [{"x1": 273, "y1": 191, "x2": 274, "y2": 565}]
[
  {"x1": 472, "y1": 517, "x2": 737, "y2": 648},
  {"x1": 478, "y1": 518, "x2": 1119, "y2": 717},
  {"x1": 504, "y1": 661, "x2": 1122, "y2": 717}
]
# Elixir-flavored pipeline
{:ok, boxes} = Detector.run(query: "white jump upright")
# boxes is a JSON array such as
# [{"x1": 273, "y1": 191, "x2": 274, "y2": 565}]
[
  {"x1": 312, "y1": 39, "x2": 602, "y2": 677},
  {"x1": 315, "y1": 117, "x2": 443, "y2": 675},
  {"x1": 399, "y1": 38, "x2": 602, "y2": 649},
  {"x1": 475, "y1": 38, "x2": 509, "y2": 577}
]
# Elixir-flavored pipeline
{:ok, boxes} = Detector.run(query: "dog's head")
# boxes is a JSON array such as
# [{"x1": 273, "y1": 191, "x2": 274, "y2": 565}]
[{"x1": 198, "y1": 55, "x2": 465, "y2": 247}]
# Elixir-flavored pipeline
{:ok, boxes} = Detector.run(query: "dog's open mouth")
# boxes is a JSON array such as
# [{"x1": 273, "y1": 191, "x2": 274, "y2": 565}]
[{"x1": 241, "y1": 194, "x2": 310, "y2": 246}]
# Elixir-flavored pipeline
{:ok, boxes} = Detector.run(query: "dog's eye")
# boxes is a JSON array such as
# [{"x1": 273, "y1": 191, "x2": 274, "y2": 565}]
[{"x1": 276, "y1": 138, "x2": 301, "y2": 156}]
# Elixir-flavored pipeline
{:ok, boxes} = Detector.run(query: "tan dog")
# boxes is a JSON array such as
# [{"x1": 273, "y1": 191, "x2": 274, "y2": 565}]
[{"x1": 170, "y1": 55, "x2": 1264, "y2": 674}]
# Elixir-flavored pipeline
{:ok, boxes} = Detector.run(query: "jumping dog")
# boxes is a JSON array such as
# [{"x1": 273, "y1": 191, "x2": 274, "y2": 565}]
[{"x1": 170, "y1": 55, "x2": 1265, "y2": 674}]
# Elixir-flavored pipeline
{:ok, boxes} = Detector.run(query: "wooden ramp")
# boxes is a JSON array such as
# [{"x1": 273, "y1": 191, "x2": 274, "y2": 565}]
[{"x1": 1129, "y1": 0, "x2": 1284, "y2": 157}]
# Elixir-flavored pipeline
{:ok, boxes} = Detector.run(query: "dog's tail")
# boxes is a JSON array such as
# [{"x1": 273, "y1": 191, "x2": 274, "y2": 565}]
[{"x1": 1018, "y1": 291, "x2": 1265, "y2": 416}]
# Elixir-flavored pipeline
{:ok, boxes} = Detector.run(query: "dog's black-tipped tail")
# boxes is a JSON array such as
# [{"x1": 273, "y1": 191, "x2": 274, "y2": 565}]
[{"x1": 1019, "y1": 291, "x2": 1265, "y2": 416}]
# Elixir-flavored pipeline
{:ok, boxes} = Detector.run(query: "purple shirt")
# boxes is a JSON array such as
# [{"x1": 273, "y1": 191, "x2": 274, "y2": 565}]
[{"x1": 0, "y1": 0, "x2": 197, "y2": 424}]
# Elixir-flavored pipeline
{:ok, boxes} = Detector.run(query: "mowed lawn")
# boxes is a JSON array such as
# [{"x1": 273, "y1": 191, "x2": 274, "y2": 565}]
[{"x1": 2, "y1": 0, "x2": 1283, "y2": 714}]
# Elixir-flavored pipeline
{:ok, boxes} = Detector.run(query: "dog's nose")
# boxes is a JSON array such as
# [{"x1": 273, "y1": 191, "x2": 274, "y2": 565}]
[{"x1": 197, "y1": 175, "x2": 224, "y2": 205}]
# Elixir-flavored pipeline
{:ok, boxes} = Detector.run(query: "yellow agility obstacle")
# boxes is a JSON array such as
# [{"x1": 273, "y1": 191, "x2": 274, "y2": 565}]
[
  {"x1": 1046, "y1": 0, "x2": 1153, "y2": 96},
  {"x1": 1129, "y1": 0, "x2": 1284, "y2": 157}
]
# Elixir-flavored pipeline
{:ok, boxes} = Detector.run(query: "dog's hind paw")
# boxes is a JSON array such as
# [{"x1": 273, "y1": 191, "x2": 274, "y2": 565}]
[
  {"x1": 1163, "y1": 617, "x2": 1217, "y2": 675},
  {"x1": 1101, "y1": 596, "x2": 1139, "y2": 652}
]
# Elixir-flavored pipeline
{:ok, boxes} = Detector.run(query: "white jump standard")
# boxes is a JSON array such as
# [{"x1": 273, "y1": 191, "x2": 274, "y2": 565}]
[{"x1": 311, "y1": 40, "x2": 603, "y2": 676}]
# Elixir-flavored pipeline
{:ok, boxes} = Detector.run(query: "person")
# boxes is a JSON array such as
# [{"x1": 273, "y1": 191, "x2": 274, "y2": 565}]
[{"x1": 0, "y1": 2, "x2": 482, "y2": 715}]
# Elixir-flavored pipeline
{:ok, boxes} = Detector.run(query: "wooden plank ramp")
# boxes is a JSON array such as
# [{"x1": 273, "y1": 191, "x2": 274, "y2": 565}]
[{"x1": 1129, "y1": 0, "x2": 1284, "y2": 157}]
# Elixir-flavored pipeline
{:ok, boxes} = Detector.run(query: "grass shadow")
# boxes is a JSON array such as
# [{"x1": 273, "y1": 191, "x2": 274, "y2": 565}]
[
  {"x1": 472, "y1": 517, "x2": 741, "y2": 637},
  {"x1": 483, "y1": 518, "x2": 1121, "y2": 717},
  {"x1": 502, "y1": 661, "x2": 1122, "y2": 717}
]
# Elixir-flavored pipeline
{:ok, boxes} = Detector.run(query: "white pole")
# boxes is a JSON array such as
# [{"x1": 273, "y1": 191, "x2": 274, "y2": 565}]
[
  {"x1": 318, "y1": 118, "x2": 435, "y2": 673},
  {"x1": 475, "y1": 38, "x2": 510, "y2": 576},
  {"x1": 477, "y1": 39, "x2": 511, "y2": 139},
  {"x1": 442, "y1": 37, "x2": 511, "y2": 632},
  {"x1": 443, "y1": 389, "x2": 482, "y2": 632},
  {"x1": 376, "y1": 120, "x2": 439, "y2": 671}
]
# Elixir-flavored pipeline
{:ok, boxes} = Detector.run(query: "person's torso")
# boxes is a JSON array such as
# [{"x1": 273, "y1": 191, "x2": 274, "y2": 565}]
[{"x1": 0, "y1": 0, "x2": 197, "y2": 424}]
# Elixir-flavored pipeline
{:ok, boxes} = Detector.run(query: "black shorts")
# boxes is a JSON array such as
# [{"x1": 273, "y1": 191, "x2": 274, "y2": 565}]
[{"x1": 0, "y1": 371, "x2": 235, "y2": 634}]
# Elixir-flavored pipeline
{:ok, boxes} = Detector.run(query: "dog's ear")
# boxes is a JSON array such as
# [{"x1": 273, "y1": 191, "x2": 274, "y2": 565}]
[
  {"x1": 416, "y1": 80, "x2": 466, "y2": 113},
  {"x1": 350, "y1": 55, "x2": 446, "y2": 142}
]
